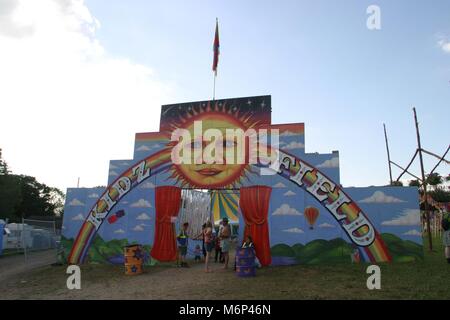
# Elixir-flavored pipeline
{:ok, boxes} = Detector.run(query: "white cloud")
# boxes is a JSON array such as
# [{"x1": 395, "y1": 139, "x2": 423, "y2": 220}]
[
  {"x1": 283, "y1": 227, "x2": 304, "y2": 234},
  {"x1": 360, "y1": 191, "x2": 405, "y2": 203},
  {"x1": 120, "y1": 162, "x2": 129, "y2": 166},
  {"x1": 318, "y1": 223, "x2": 335, "y2": 228},
  {"x1": 402, "y1": 229, "x2": 422, "y2": 237},
  {"x1": 140, "y1": 181, "x2": 156, "y2": 189},
  {"x1": 69, "y1": 198, "x2": 85, "y2": 206},
  {"x1": 71, "y1": 213, "x2": 85, "y2": 221},
  {"x1": 273, "y1": 182, "x2": 286, "y2": 188},
  {"x1": 88, "y1": 193, "x2": 99, "y2": 198},
  {"x1": 133, "y1": 225, "x2": 144, "y2": 232},
  {"x1": 283, "y1": 190, "x2": 296, "y2": 197},
  {"x1": 114, "y1": 229, "x2": 125, "y2": 234},
  {"x1": 109, "y1": 170, "x2": 119, "y2": 176},
  {"x1": 316, "y1": 157, "x2": 339, "y2": 168},
  {"x1": 130, "y1": 199, "x2": 152, "y2": 208},
  {"x1": 381, "y1": 209, "x2": 421, "y2": 226},
  {"x1": 109, "y1": 164, "x2": 118, "y2": 170},
  {"x1": 136, "y1": 213, "x2": 151, "y2": 220},
  {"x1": 0, "y1": 0, "x2": 172, "y2": 192},
  {"x1": 283, "y1": 141, "x2": 305, "y2": 150},
  {"x1": 272, "y1": 204, "x2": 303, "y2": 216},
  {"x1": 438, "y1": 38, "x2": 450, "y2": 53},
  {"x1": 136, "y1": 145, "x2": 151, "y2": 152}
]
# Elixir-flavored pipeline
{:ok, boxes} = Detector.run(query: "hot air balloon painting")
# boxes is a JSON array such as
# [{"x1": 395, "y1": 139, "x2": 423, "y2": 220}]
[{"x1": 304, "y1": 206, "x2": 319, "y2": 230}]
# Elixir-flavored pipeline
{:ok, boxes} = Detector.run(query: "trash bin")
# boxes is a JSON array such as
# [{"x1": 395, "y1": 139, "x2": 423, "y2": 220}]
[
  {"x1": 235, "y1": 247, "x2": 256, "y2": 277},
  {"x1": 124, "y1": 244, "x2": 144, "y2": 275}
]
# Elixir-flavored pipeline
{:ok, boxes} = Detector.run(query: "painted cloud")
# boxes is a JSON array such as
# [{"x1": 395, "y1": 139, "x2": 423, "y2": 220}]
[
  {"x1": 283, "y1": 190, "x2": 296, "y2": 197},
  {"x1": 360, "y1": 191, "x2": 405, "y2": 203},
  {"x1": 136, "y1": 213, "x2": 151, "y2": 220},
  {"x1": 71, "y1": 213, "x2": 85, "y2": 221},
  {"x1": 402, "y1": 229, "x2": 422, "y2": 236},
  {"x1": 283, "y1": 227, "x2": 304, "y2": 234},
  {"x1": 140, "y1": 181, "x2": 156, "y2": 189},
  {"x1": 316, "y1": 157, "x2": 339, "y2": 168},
  {"x1": 273, "y1": 182, "x2": 287, "y2": 188},
  {"x1": 381, "y1": 209, "x2": 421, "y2": 226},
  {"x1": 130, "y1": 199, "x2": 152, "y2": 208},
  {"x1": 136, "y1": 145, "x2": 151, "y2": 152},
  {"x1": 88, "y1": 193, "x2": 99, "y2": 198},
  {"x1": 114, "y1": 229, "x2": 125, "y2": 234},
  {"x1": 133, "y1": 225, "x2": 145, "y2": 232},
  {"x1": 283, "y1": 141, "x2": 305, "y2": 150},
  {"x1": 272, "y1": 204, "x2": 303, "y2": 216},
  {"x1": 318, "y1": 223, "x2": 335, "y2": 228},
  {"x1": 69, "y1": 198, "x2": 85, "y2": 206},
  {"x1": 280, "y1": 130, "x2": 300, "y2": 137}
]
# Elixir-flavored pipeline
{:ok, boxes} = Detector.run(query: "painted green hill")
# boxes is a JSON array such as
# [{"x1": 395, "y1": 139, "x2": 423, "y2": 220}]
[
  {"x1": 60, "y1": 235, "x2": 152, "y2": 264},
  {"x1": 381, "y1": 233, "x2": 423, "y2": 262},
  {"x1": 271, "y1": 233, "x2": 424, "y2": 264}
]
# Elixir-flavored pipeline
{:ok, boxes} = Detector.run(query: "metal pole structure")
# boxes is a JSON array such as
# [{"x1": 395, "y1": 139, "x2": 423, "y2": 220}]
[
  {"x1": 383, "y1": 124, "x2": 393, "y2": 185},
  {"x1": 413, "y1": 107, "x2": 433, "y2": 251}
]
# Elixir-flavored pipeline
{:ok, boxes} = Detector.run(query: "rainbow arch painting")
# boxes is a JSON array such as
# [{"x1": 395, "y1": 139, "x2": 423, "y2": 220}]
[{"x1": 62, "y1": 95, "x2": 423, "y2": 266}]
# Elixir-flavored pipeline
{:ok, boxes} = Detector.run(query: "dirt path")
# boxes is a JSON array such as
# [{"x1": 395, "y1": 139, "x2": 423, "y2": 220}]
[
  {"x1": 0, "y1": 250, "x2": 56, "y2": 283},
  {"x1": 0, "y1": 253, "x2": 245, "y2": 300}
]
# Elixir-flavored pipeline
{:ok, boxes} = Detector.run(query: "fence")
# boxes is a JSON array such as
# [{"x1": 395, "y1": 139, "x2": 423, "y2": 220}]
[{"x1": 22, "y1": 218, "x2": 60, "y2": 268}]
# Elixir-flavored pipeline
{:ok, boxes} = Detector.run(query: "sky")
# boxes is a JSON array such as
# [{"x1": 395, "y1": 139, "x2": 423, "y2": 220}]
[{"x1": 0, "y1": 0, "x2": 449, "y2": 192}]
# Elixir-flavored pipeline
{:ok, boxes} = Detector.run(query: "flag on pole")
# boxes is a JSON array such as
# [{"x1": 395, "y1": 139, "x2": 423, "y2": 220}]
[{"x1": 212, "y1": 18, "x2": 220, "y2": 76}]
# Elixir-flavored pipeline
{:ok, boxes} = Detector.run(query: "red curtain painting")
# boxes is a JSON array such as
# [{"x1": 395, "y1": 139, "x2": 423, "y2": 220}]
[
  {"x1": 150, "y1": 186, "x2": 181, "y2": 262},
  {"x1": 239, "y1": 186, "x2": 272, "y2": 266}
]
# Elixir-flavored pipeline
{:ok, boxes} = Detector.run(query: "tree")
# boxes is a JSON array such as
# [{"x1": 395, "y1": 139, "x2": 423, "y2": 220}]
[
  {"x1": 390, "y1": 181, "x2": 403, "y2": 186},
  {"x1": 426, "y1": 173, "x2": 443, "y2": 190},
  {"x1": 0, "y1": 174, "x2": 65, "y2": 222},
  {"x1": 0, "y1": 148, "x2": 10, "y2": 175},
  {"x1": 429, "y1": 187, "x2": 450, "y2": 203},
  {"x1": 409, "y1": 179, "x2": 421, "y2": 187}
]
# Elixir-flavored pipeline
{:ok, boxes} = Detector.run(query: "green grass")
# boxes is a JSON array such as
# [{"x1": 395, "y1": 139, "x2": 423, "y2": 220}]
[{"x1": 1, "y1": 236, "x2": 449, "y2": 299}]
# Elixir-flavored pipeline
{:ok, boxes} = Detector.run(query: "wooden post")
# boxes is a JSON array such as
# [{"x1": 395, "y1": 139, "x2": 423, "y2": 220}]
[
  {"x1": 383, "y1": 124, "x2": 393, "y2": 185},
  {"x1": 413, "y1": 107, "x2": 433, "y2": 251}
]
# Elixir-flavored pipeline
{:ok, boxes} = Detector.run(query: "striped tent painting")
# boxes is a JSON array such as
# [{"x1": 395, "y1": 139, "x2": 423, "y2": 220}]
[{"x1": 211, "y1": 190, "x2": 240, "y2": 225}]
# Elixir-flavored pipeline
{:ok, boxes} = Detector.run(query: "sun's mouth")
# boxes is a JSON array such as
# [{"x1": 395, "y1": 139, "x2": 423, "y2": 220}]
[{"x1": 195, "y1": 168, "x2": 223, "y2": 176}]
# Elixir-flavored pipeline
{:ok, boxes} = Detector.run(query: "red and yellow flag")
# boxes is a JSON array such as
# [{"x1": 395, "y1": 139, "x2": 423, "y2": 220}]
[{"x1": 212, "y1": 18, "x2": 220, "y2": 76}]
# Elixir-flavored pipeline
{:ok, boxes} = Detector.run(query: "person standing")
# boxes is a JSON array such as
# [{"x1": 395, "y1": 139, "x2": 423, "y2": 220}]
[
  {"x1": 214, "y1": 233, "x2": 223, "y2": 263},
  {"x1": 203, "y1": 221, "x2": 214, "y2": 272},
  {"x1": 219, "y1": 217, "x2": 231, "y2": 269},
  {"x1": 177, "y1": 222, "x2": 189, "y2": 268},
  {"x1": 442, "y1": 212, "x2": 450, "y2": 264}
]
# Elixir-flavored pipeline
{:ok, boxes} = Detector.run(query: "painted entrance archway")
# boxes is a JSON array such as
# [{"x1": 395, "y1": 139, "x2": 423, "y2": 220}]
[
  {"x1": 68, "y1": 146, "x2": 391, "y2": 264},
  {"x1": 63, "y1": 95, "x2": 422, "y2": 266}
]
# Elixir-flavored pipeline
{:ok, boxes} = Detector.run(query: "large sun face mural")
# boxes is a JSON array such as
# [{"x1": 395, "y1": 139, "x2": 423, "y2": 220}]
[{"x1": 160, "y1": 97, "x2": 271, "y2": 189}]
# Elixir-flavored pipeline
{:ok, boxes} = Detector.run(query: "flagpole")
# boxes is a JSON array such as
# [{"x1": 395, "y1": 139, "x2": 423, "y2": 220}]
[{"x1": 213, "y1": 73, "x2": 216, "y2": 101}]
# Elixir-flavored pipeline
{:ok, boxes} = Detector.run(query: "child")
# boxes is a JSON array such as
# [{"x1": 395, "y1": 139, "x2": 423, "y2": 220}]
[
  {"x1": 214, "y1": 233, "x2": 223, "y2": 263},
  {"x1": 241, "y1": 235, "x2": 254, "y2": 248},
  {"x1": 241, "y1": 235, "x2": 261, "y2": 268},
  {"x1": 194, "y1": 244, "x2": 202, "y2": 262},
  {"x1": 177, "y1": 222, "x2": 189, "y2": 268}
]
